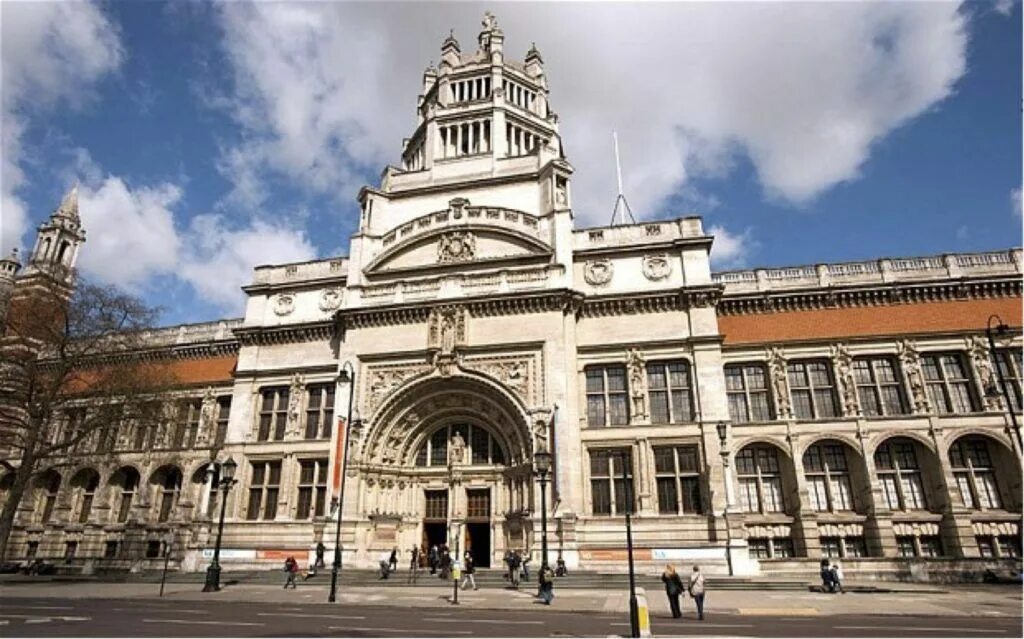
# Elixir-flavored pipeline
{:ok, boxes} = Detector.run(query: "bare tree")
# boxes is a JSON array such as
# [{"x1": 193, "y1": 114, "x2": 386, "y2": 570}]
[{"x1": 0, "y1": 277, "x2": 176, "y2": 560}]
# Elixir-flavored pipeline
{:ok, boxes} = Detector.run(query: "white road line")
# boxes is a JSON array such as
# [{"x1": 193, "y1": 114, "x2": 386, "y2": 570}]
[
  {"x1": 0, "y1": 606, "x2": 73, "y2": 611},
  {"x1": 330, "y1": 627, "x2": 471, "y2": 635},
  {"x1": 142, "y1": 619, "x2": 264, "y2": 627},
  {"x1": 422, "y1": 617, "x2": 543, "y2": 624},
  {"x1": 836, "y1": 626, "x2": 1008, "y2": 634},
  {"x1": 257, "y1": 612, "x2": 365, "y2": 620}
]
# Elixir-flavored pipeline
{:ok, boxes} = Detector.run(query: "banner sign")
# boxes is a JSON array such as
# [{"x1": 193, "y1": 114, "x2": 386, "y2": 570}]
[
  {"x1": 201, "y1": 549, "x2": 256, "y2": 560},
  {"x1": 652, "y1": 547, "x2": 727, "y2": 561},
  {"x1": 332, "y1": 417, "x2": 346, "y2": 494}
]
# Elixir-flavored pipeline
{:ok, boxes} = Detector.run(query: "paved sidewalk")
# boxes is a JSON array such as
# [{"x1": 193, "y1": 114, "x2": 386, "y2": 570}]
[{"x1": 1, "y1": 580, "x2": 1020, "y2": 620}]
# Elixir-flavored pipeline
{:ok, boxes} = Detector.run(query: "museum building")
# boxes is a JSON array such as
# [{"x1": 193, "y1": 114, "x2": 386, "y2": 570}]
[{"x1": 1, "y1": 14, "x2": 1021, "y2": 580}]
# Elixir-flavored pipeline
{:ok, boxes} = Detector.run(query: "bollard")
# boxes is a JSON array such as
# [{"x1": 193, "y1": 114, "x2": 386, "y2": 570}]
[{"x1": 634, "y1": 587, "x2": 652, "y2": 638}]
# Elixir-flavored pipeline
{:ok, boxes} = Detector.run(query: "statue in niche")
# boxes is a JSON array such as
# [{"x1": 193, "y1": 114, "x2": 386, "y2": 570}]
[
  {"x1": 428, "y1": 306, "x2": 465, "y2": 354},
  {"x1": 626, "y1": 348, "x2": 647, "y2": 421},
  {"x1": 197, "y1": 387, "x2": 217, "y2": 446},
  {"x1": 766, "y1": 347, "x2": 792, "y2": 419},
  {"x1": 286, "y1": 373, "x2": 305, "y2": 435},
  {"x1": 449, "y1": 432, "x2": 467, "y2": 466},
  {"x1": 898, "y1": 339, "x2": 931, "y2": 413},
  {"x1": 830, "y1": 343, "x2": 860, "y2": 417},
  {"x1": 967, "y1": 335, "x2": 1001, "y2": 410}
]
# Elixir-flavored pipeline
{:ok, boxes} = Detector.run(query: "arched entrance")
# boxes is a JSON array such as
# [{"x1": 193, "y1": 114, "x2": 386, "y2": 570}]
[{"x1": 353, "y1": 371, "x2": 535, "y2": 569}]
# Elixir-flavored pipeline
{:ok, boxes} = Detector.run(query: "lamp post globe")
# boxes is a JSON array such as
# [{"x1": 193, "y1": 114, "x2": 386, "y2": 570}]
[{"x1": 534, "y1": 448, "x2": 552, "y2": 572}]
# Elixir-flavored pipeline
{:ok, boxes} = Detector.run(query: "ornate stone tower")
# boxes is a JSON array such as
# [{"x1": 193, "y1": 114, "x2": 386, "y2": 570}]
[{"x1": 23, "y1": 185, "x2": 86, "y2": 285}]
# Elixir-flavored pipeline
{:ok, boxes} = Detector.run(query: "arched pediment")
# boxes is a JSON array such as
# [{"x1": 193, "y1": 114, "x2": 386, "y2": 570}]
[{"x1": 366, "y1": 224, "x2": 551, "y2": 275}]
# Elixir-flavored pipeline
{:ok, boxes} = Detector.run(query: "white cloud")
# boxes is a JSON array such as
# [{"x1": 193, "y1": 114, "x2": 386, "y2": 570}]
[
  {"x1": 994, "y1": 0, "x2": 1016, "y2": 16},
  {"x1": 0, "y1": 0, "x2": 123, "y2": 252},
  {"x1": 212, "y1": 3, "x2": 968, "y2": 223},
  {"x1": 179, "y1": 215, "x2": 316, "y2": 309},
  {"x1": 708, "y1": 224, "x2": 756, "y2": 270},
  {"x1": 77, "y1": 176, "x2": 183, "y2": 290},
  {"x1": 1012, "y1": 187, "x2": 1022, "y2": 218}
]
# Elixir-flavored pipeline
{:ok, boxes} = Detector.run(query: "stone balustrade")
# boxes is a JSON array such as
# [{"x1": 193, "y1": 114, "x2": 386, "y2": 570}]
[
  {"x1": 251, "y1": 258, "x2": 348, "y2": 286},
  {"x1": 357, "y1": 266, "x2": 554, "y2": 305},
  {"x1": 573, "y1": 217, "x2": 706, "y2": 251}
]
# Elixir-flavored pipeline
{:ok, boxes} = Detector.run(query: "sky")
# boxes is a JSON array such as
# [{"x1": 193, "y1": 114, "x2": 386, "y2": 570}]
[{"x1": 1, "y1": 0, "x2": 1021, "y2": 326}]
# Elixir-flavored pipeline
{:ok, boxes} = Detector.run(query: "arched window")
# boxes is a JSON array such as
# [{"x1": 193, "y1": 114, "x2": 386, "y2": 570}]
[
  {"x1": 153, "y1": 467, "x2": 183, "y2": 522},
  {"x1": 36, "y1": 471, "x2": 62, "y2": 523},
  {"x1": 111, "y1": 467, "x2": 140, "y2": 523},
  {"x1": 736, "y1": 445, "x2": 785, "y2": 513},
  {"x1": 414, "y1": 424, "x2": 506, "y2": 467},
  {"x1": 57, "y1": 240, "x2": 70, "y2": 264},
  {"x1": 874, "y1": 439, "x2": 926, "y2": 511},
  {"x1": 949, "y1": 438, "x2": 1002, "y2": 509},
  {"x1": 71, "y1": 469, "x2": 101, "y2": 524},
  {"x1": 802, "y1": 442, "x2": 854, "y2": 512}
]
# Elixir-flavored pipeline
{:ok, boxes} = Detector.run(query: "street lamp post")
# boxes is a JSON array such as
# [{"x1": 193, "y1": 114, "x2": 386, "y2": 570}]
[
  {"x1": 534, "y1": 447, "x2": 552, "y2": 575},
  {"x1": 716, "y1": 422, "x2": 735, "y2": 577},
  {"x1": 985, "y1": 315, "x2": 1023, "y2": 454},
  {"x1": 620, "y1": 452, "x2": 639, "y2": 639},
  {"x1": 448, "y1": 455, "x2": 461, "y2": 605},
  {"x1": 202, "y1": 457, "x2": 237, "y2": 592},
  {"x1": 329, "y1": 361, "x2": 357, "y2": 604}
]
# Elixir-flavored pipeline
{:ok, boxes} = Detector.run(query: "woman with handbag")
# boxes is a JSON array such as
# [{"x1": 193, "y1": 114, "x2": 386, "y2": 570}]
[{"x1": 660, "y1": 565, "x2": 685, "y2": 619}]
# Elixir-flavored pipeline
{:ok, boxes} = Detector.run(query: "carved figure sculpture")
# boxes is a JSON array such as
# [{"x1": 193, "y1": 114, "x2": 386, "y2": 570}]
[
  {"x1": 830, "y1": 343, "x2": 861, "y2": 417},
  {"x1": 626, "y1": 348, "x2": 647, "y2": 421},
  {"x1": 286, "y1": 373, "x2": 305, "y2": 436},
  {"x1": 766, "y1": 347, "x2": 793, "y2": 419},
  {"x1": 449, "y1": 432, "x2": 467, "y2": 466},
  {"x1": 584, "y1": 259, "x2": 613, "y2": 286},
  {"x1": 438, "y1": 232, "x2": 476, "y2": 263},
  {"x1": 897, "y1": 339, "x2": 931, "y2": 414},
  {"x1": 967, "y1": 335, "x2": 1001, "y2": 410},
  {"x1": 642, "y1": 254, "x2": 671, "y2": 281},
  {"x1": 197, "y1": 387, "x2": 217, "y2": 447}
]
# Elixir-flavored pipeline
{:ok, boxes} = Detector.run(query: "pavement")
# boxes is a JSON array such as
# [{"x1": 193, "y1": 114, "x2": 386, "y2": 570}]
[{"x1": 0, "y1": 578, "x2": 1020, "y2": 637}]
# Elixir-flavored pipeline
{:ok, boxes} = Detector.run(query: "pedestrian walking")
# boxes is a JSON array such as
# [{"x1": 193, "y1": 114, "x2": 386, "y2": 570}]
[
  {"x1": 521, "y1": 554, "x2": 531, "y2": 581},
  {"x1": 460, "y1": 552, "x2": 479, "y2": 590},
  {"x1": 508, "y1": 550, "x2": 522, "y2": 588},
  {"x1": 389, "y1": 547, "x2": 399, "y2": 573},
  {"x1": 283, "y1": 556, "x2": 299, "y2": 589},
  {"x1": 429, "y1": 544, "x2": 439, "y2": 575},
  {"x1": 315, "y1": 541, "x2": 326, "y2": 569},
  {"x1": 661, "y1": 564, "x2": 685, "y2": 619},
  {"x1": 688, "y1": 565, "x2": 705, "y2": 620},
  {"x1": 408, "y1": 546, "x2": 420, "y2": 584},
  {"x1": 379, "y1": 551, "x2": 392, "y2": 579},
  {"x1": 555, "y1": 555, "x2": 568, "y2": 577},
  {"x1": 439, "y1": 545, "x2": 451, "y2": 580},
  {"x1": 538, "y1": 564, "x2": 555, "y2": 605},
  {"x1": 831, "y1": 563, "x2": 845, "y2": 594}
]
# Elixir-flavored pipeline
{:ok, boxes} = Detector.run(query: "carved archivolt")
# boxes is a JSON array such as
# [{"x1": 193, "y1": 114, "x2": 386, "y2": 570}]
[
  {"x1": 830, "y1": 343, "x2": 860, "y2": 417},
  {"x1": 437, "y1": 231, "x2": 476, "y2": 263},
  {"x1": 766, "y1": 347, "x2": 793, "y2": 420},
  {"x1": 584, "y1": 259, "x2": 614, "y2": 286},
  {"x1": 642, "y1": 254, "x2": 671, "y2": 281},
  {"x1": 897, "y1": 339, "x2": 931, "y2": 414}
]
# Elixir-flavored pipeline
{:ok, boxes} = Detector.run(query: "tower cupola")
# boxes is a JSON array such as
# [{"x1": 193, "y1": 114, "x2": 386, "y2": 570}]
[
  {"x1": 25, "y1": 184, "x2": 87, "y2": 283},
  {"x1": 440, "y1": 30, "x2": 461, "y2": 68}
]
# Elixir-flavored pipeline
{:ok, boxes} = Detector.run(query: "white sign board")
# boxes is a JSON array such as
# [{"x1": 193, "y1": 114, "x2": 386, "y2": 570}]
[
  {"x1": 201, "y1": 549, "x2": 257, "y2": 560},
  {"x1": 652, "y1": 547, "x2": 726, "y2": 561}
]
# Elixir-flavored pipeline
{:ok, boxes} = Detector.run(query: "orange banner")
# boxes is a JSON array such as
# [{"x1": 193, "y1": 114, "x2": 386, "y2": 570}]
[
  {"x1": 581, "y1": 549, "x2": 652, "y2": 561},
  {"x1": 257, "y1": 549, "x2": 309, "y2": 561},
  {"x1": 332, "y1": 417, "x2": 346, "y2": 494}
]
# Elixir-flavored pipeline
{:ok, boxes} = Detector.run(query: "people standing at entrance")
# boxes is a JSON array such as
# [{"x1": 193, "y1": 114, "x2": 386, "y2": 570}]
[
  {"x1": 538, "y1": 563, "x2": 555, "y2": 605},
  {"x1": 661, "y1": 565, "x2": 685, "y2": 619},
  {"x1": 283, "y1": 556, "x2": 299, "y2": 589},
  {"x1": 315, "y1": 541, "x2": 326, "y2": 569},
  {"x1": 439, "y1": 545, "x2": 451, "y2": 580},
  {"x1": 429, "y1": 545, "x2": 439, "y2": 574},
  {"x1": 389, "y1": 547, "x2": 399, "y2": 572},
  {"x1": 688, "y1": 565, "x2": 705, "y2": 620},
  {"x1": 831, "y1": 563, "x2": 845, "y2": 594},
  {"x1": 460, "y1": 551, "x2": 478, "y2": 590}
]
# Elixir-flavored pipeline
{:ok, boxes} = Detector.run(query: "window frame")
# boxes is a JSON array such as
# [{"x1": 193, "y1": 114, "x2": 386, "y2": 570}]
[
  {"x1": 853, "y1": 356, "x2": 908, "y2": 417},
  {"x1": 585, "y1": 365, "x2": 630, "y2": 427},
  {"x1": 295, "y1": 458, "x2": 329, "y2": 520},
  {"x1": 257, "y1": 387, "x2": 290, "y2": 442},
  {"x1": 646, "y1": 361, "x2": 695, "y2": 424},
  {"x1": 724, "y1": 363, "x2": 774, "y2": 423},
  {"x1": 787, "y1": 359, "x2": 839, "y2": 420},
  {"x1": 992, "y1": 349, "x2": 1023, "y2": 411},
  {"x1": 735, "y1": 445, "x2": 786, "y2": 514},
  {"x1": 874, "y1": 439, "x2": 927, "y2": 511},
  {"x1": 588, "y1": 448, "x2": 635, "y2": 516},
  {"x1": 921, "y1": 353, "x2": 979, "y2": 415},
  {"x1": 949, "y1": 438, "x2": 1002, "y2": 510},
  {"x1": 652, "y1": 445, "x2": 703, "y2": 515},
  {"x1": 246, "y1": 460, "x2": 282, "y2": 520},
  {"x1": 304, "y1": 384, "x2": 335, "y2": 440},
  {"x1": 802, "y1": 442, "x2": 854, "y2": 512}
]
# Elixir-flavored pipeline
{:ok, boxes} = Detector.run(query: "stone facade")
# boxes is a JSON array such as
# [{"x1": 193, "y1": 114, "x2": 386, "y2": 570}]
[{"x1": 1, "y1": 14, "x2": 1021, "y2": 579}]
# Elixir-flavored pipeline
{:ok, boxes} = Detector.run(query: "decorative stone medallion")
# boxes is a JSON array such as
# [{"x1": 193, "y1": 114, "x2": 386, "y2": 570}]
[
  {"x1": 273, "y1": 293, "x2": 295, "y2": 316},
  {"x1": 642, "y1": 254, "x2": 671, "y2": 281},
  {"x1": 584, "y1": 259, "x2": 614, "y2": 286},
  {"x1": 438, "y1": 231, "x2": 476, "y2": 263},
  {"x1": 318, "y1": 287, "x2": 343, "y2": 311}
]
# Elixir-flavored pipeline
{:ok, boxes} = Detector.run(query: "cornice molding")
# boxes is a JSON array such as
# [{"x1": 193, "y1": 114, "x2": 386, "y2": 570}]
[
  {"x1": 580, "y1": 285, "x2": 722, "y2": 318},
  {"x1": 717, "y1": 277, "x2": 1021, "y2": 316},
  {"x1": 233, "y1": 321, "x2": 335, "y2": 346}
]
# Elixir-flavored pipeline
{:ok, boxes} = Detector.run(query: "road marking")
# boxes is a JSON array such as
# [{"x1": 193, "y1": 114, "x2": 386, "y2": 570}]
[
  {"x1": 836, "y1": 626, "x2": 1008, "y2": 634},
  {"x1": 0, "y1": 606, "x2": 73, "y2": 611},
  {"x1": 257, "y1": 612, "x2": 365, "y2": 620},
  {"x1": 422, "y1": 617, "x2": 543, "y2": 624},
  {"x1": 142, "y1": 619, "x2": 264, "y2": 627},
  {"x1": 330, "y1": 627, "x2": 471, "y2": 635},
  {"x1": 737, "y1": 608, "x2": 819, "y2": 616}
]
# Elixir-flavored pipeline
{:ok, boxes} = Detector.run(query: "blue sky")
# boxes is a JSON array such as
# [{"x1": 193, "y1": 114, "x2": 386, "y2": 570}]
[{"x1": 2, "y1": 1, "x2": 1020, "y2": 326}]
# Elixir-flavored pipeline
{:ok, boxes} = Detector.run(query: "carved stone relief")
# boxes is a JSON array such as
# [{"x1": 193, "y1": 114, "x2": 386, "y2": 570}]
[
  {"x1": 449, "y1": 431, "x2": 467, "y2": 466},
  {"x1": 438, "y1": 231, "x2": 476, "y2": 263},
  {"x1": 318, "y1": 288, "x2": 343, "y2": 312},
  {"x1": 196, "y1": 387, "x2": 217, "y2": 447},
  {"x1": 830, "y1": 343, "x2": 861, "y2": 417},
  {"x1": 766, "y1": 347, "x2": 793, "y2": 420},
  {"x1": 642, "y1": 254, "x2": 671, "y2": 281},
  {"x1": 465, "y1": 354, "x2": 539, "y2": 406},
  {"x1": 286, "y1": 373, "x2": 305, "y2": 437},
  {"x1": 273, "y1": 293, "x2": 295, "y2": 316},
  {"x1": 427, "y1": 305, "x2": 467, "y2": 353},
  {"x1": 626, "y1": 348, "x2": 647, "y2": 422},
  {"x1": 966, "y1": 335, "x2": 1001, "y2": 411},
  {"x1": 584, "y1": 259, "x2": 613, "y2": 286},
  {"x1": 897, "y1": 339, "x2": 931, "y2": 414},
  {"x1": 366, "y1": 365, "x2": 431, "y2": 416}
]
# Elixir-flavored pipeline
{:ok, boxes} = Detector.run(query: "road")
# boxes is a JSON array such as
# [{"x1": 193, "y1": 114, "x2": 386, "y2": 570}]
[{"x1": 0, "y1": 596, "x2": 1020, "y2": 637}]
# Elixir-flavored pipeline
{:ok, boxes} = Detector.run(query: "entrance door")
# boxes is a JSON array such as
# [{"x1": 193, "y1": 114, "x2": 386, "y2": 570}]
[
  {"x1": 466, "y1": 522, "x2": 491, "y2": 568},
  {"x1": 423, "y1": 522, "x2": 448, "y2": 549}
]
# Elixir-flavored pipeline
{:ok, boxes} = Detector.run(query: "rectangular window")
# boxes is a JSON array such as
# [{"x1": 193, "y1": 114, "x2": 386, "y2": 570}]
[
  {"x1": 64, "y1": 541, "x2": 78, "y2": 559},
  {"x1": 26, "y1": 541, "x2": 38, "y2": 558},
  {"x1": 424, "y1": 490, "x2": 448, "y2": 521},
  {"x1": 103, "y1": 540, "x2": 119, "y2": 559},
  {"x1": 996, "y1": 535, "x2": 1021, "y2": 558},
  {"x1": 976, "y1": 536, "x2": 995, "y2": 558},
  {"x1": 257, "y1": 387, "x2": 289, "y2": 442},
  {"x1": 844, "y1": 536, "x2": 867, "y2": 558},
  {"x1": 896, "y1": 536, "x2": 917, "y2": 558},
  {"x1": 993, "y1": 350, "x2": 1023, "y2": 411},
  {"x1": 305, "y1": 384, "x2": 335, "y2": 440},
  {"x1": 854, "y1": 357, "x2": 907, "y2": 417},
  {"x1": 725, "y1": 364, "x2": 773, "y2": 423},
  {"x1": 820, "y1": 536, "x2": 842, "y2": 558},
  {"x1": 647, "y1": 362, "x2": 694, "y2": 423},
  {"x1": 585, "y1": 366, "x2": 629, "y2": 427},
  {"x1": 919, "y1": 536, "x2": 944, "y2": 558},
  {"x1": 788, "y1": 360, "x2": 839, "y2": 419},
  {"x1": 880, "y1": 475, "x2": 901, "y2": 510},
  {"x1": 246, "y1": 460, "x2": 282, "y2": 520},
  {"x1": 216, "y1": 397, "x2": 231, "y2": 446},
  {"x1": 146, "y1": 541, "x2": 162, "y2": 558},
  {"x1": 589, "y1": 448, "x2": 634, "y2": 515},
  {"x1": 653, "y1": 445, "x2": 703, "y2": 515},
  {"x1": 921, "y1": 353, "x2": 978, "y2": 414},
  {"x1": 295, "y1": 459, "x2": 329, "y2": 520},
  {"x1": 975, "y1": 471, "x2": 1002, "y2": 509},
  {"x1": 467, "y1": 489, "x2": 491, "y2": 520},
  {"x1": 748, "y1": 538, "x2": 770, "y2": 559},
  {"x1": 773, "y1": 537, "x2": 795, "y2": 558}
]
